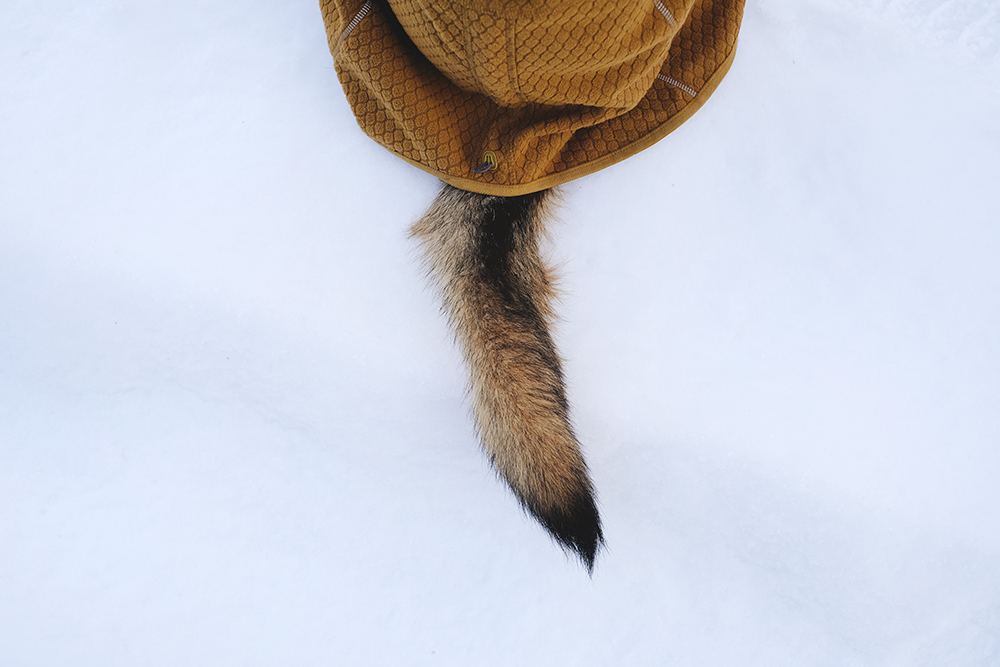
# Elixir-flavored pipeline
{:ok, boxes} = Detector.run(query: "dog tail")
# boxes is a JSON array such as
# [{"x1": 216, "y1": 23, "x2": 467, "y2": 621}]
[{"x1": 411, "y1": 184, "x2": 603, "y2": 571}]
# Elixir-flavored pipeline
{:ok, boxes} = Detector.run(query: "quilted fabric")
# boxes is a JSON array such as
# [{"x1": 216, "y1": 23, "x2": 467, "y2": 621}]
[{"x1": 322, "y1": 0, "x2": 744, "y2": 195}]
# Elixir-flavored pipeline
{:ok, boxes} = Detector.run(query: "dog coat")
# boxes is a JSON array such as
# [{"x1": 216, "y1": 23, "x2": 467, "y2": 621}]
[{"x1": 322, "y1": 0, "x2": 745, "y2": 195}]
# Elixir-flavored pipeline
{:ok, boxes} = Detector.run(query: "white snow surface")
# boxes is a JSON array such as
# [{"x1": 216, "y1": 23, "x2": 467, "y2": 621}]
[{"x1": 2, "y1": 0, "x2": 999, "y2": 664}]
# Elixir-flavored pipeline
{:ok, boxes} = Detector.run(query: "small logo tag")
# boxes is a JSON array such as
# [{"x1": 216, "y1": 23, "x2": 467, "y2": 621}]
[{"x1": 473, "y1": 151, "x2": 498, "y2": 174}]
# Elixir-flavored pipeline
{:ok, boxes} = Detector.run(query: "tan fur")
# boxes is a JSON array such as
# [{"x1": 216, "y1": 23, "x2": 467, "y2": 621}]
[{"x1": 411, "y1": 184, "x2": 602, "y2": 569}]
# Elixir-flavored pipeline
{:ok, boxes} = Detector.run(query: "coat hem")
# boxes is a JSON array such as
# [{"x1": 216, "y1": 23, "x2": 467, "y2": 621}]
[{"x1": 391, "y1": 41, "x2": 739, "y2": 196}]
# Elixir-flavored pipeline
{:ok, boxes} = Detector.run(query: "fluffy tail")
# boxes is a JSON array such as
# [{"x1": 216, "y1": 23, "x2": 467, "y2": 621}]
[{"x1": 411, "y1": 184, "x2": 603, "y2": 571}]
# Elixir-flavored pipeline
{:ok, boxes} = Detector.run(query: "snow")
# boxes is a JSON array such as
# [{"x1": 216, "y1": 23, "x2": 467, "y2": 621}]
[{"x1": 2, "y1": 0, "x2": 998, "y2": 663}]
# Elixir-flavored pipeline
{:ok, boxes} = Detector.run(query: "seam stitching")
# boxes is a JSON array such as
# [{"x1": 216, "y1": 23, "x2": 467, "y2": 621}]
[
  {"x1": 656, "y1": 73, "x2": 697, "y2": 97},
  {"x1": 333, "y1": 0, "x2": 373, "y2": 59},
  {"x1": 654, "y1": 0, "x2": 678, "y2": 28}
]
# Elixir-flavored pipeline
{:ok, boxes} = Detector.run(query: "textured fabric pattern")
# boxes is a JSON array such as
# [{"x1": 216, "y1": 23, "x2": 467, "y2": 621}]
[{"x1": 322, "y1": 0, "x2": 744, "y2": 195}]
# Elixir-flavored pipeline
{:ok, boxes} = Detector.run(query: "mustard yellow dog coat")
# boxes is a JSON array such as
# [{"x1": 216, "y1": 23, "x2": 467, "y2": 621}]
[{"x1": 322, "y1": 0, "x2": 745, "y2": 195}]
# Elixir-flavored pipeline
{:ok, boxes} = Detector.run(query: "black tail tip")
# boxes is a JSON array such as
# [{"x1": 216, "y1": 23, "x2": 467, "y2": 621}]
[{"x1": 533, "y1": 490, "x2": 604, "y2": 574}]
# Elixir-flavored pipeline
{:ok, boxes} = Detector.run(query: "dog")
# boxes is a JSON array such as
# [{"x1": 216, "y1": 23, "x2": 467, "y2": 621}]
[{"x1": 322, "y1": 0, "x2": 745, "y2": 571}]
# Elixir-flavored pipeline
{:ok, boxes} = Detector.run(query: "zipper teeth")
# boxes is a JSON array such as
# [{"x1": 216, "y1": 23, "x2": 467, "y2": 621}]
[
  {"x1": 654, "y1": 0, "x2": 678, "y2": 28},
  {"x1": 333, "y1": 0, "x2": 373, "y2": 58},
  {"x1": 656, "y1": 73, "x2": 698, "y2": 97}
]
